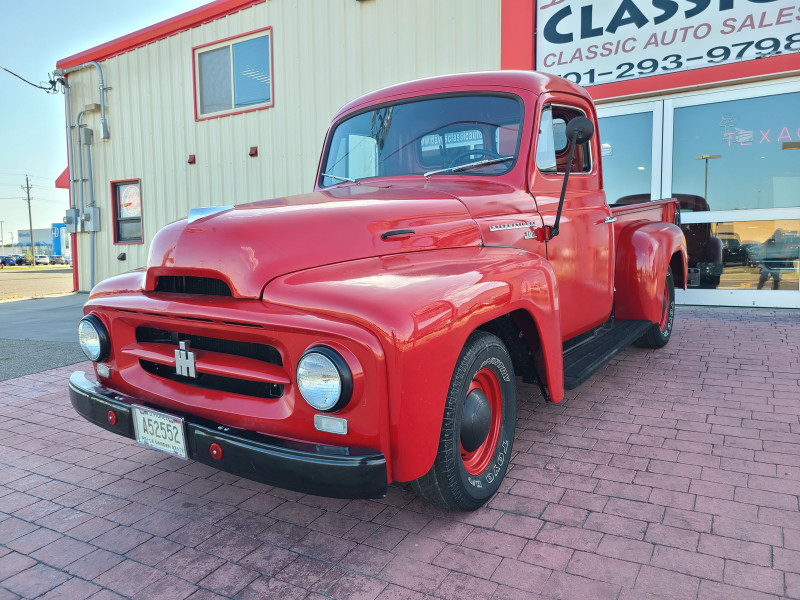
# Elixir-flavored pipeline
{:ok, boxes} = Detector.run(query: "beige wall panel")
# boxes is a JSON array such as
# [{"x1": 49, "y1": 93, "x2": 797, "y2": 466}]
[{"x1": 68, "y1": 0, "x2": 501, "y2": 290}]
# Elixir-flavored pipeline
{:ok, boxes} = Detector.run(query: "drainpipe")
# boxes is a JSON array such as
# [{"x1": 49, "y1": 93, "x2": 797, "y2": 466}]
[
  {"x1": 58, "y1": 77, "x2": 79, "y2": 291},
  {"x1": 83, "y1": 127, "x2": 97, "y2": 290},
  {"x1": 75, "y1": 110, "x2": 90, "y2": 220}
]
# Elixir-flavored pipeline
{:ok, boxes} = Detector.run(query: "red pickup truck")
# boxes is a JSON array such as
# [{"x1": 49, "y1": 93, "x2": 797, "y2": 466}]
[{"x1": 70, "y1": 71, "x2": 686, "y2": 510}]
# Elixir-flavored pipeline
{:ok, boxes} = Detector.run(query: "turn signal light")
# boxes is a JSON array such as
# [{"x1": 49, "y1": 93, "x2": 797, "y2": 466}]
[{"x1": 107, "y1": 411, "x2": 117, "y2": 425}]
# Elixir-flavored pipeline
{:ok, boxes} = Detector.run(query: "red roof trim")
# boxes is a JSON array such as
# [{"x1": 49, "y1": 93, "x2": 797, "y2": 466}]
[{"x1": 56, "y1": 0, "x2": 266, "y2": 69}]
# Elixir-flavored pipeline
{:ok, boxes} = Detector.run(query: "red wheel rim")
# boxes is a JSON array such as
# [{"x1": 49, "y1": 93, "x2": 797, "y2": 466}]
[{"x1": 461, "y1": 368, "x2": 502, "y2": 476}]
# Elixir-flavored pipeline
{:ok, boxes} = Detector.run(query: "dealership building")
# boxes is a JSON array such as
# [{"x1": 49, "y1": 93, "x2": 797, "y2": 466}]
[{"x1": 56, "y1": 0, "x2": 800, "y2": 308}]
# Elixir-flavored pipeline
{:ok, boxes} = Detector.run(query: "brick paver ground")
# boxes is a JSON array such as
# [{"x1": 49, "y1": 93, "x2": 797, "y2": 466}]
[{"x1": 1, "y1": 306, "x2": 798, "y2": 599}]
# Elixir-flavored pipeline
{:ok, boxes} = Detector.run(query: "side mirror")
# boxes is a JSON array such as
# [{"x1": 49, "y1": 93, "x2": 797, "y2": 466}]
[
  {"x1": 565, "y1": 116, "x2": 594, "y2": 145},
  {"x1": 546, "y1": 115, "x2": 596, "y2": 241}
]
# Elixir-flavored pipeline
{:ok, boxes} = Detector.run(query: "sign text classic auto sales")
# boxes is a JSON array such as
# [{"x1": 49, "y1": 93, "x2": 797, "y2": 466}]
[{"x1": 535, "y1": 0, "x2": 800, "y2": 86}]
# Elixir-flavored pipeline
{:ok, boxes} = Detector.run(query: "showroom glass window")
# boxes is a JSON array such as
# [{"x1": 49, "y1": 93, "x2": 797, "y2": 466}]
[
  {"x1": 597, "y1": 112, "x2": 654, "y2": 205},
  {"x1": 112, "y1": 180, "x2": 143, "y2": 244},
  {"x1": 194, "y1": 29, "x2": 272, "y2": 119},
  {"x1": 672, "y1": 92, "x2": 800, "y2": 212}
]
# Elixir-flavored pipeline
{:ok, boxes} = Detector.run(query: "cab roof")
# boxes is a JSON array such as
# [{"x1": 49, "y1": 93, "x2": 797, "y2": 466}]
[{"x1": 333, "y1": 70, "x2": 589, "y2": 122}]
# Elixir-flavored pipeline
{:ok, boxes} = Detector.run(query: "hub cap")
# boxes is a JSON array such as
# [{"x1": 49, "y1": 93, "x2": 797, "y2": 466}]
[{"x1": 461, "y1": 368, "x2": 502, "y2": 476}]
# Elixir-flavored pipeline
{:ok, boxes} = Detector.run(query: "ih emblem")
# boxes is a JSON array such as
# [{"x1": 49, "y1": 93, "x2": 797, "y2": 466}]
[{"x1": 174, "y1": 340, "x2": 197, "y2": 378}]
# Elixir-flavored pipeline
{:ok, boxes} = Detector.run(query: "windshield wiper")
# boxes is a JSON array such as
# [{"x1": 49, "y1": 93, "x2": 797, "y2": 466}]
[
  {"x1": 424, "y1": 156, "x2": 515, "y2": 179},
  {"x1": 321, "y1": 172, "x2": 360, "y2": 183}
]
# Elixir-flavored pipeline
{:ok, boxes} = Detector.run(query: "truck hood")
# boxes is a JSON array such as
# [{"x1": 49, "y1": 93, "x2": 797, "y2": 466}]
[{"x1": 146, "y1": 185, "x2": 481, "y2": 298}]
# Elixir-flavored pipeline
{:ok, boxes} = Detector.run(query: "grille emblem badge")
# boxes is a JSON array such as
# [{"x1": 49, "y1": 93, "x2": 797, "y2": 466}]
[{"x1": 175, "y1": 341, "x2": 197, "y2": 378}]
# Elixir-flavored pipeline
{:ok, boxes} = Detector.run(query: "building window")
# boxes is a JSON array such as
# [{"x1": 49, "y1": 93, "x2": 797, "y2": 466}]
[
  {"x1": 194, "y1": 28, "x2": 272, "y2": 119},
  {"x1": 112, "y1": 180, "x2": 143, "y2": 244}
]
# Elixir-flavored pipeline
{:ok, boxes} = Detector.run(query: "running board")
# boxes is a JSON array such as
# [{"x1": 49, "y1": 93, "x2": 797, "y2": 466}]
[{"x1": 563, "y1": 320, "x2": 652, "y2": 390}]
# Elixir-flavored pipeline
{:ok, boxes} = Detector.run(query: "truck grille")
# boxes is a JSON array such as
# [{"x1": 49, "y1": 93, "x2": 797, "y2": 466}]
[
  {"x1": 155, "y1": 276, "x2": 232, "y2": 296},
  {"x1": 135, "y1": 327, "x2": 284, "y2": 399}
]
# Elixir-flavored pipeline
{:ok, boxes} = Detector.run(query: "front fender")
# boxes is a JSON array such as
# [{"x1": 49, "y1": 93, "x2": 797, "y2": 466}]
[
  {"x1": 615, "y1": 221, "x2": 687, "y2": 322},
  {"x1": 263, "y1": 246, "x2": 563, "y2": 482}
]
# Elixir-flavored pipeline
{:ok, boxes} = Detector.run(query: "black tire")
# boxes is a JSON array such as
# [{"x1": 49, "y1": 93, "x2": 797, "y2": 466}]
[
  {"x1": 635, "y1": 266, "x2": 675, "y2": 349},
  {"x1": 412, "y1": 331, "x2": 516, "y2": 511}
]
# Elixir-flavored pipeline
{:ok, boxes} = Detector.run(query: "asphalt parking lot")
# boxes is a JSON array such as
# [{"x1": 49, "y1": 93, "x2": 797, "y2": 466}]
[
  {"x1": 0, "y1": 305, "x2": 799, "y2": 599},
  {"x1": 0, "y1": 291, "x2": 87, "y2": 382}
]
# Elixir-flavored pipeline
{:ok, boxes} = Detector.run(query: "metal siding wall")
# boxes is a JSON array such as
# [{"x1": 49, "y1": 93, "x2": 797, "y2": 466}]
[{"x1": 68, "y1": 0, "x2": 501, "y2": 290}]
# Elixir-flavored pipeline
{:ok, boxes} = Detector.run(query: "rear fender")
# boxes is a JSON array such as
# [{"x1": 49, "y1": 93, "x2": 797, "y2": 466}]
[
  {"x1": 263, "y1": 247, "x2": 564, "y2": 482},
  {"x1": 615, "y1": 222, "x2": 687, "y2": 322}
]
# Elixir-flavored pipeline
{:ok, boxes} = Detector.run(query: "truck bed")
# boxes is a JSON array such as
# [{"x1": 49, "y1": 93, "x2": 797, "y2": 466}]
[{"x1": 610, "y1": 197, "x2": 678, "y2": 224}]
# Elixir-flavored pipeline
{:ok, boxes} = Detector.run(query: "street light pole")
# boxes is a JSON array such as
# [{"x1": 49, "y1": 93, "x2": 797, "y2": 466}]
[{"x1": 694, "y1": 154, "x2": 722, "y2": 203}]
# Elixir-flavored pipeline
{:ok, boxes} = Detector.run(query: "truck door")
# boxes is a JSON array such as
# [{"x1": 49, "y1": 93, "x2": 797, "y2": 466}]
[{"x1": 532, "y1": 99, "x2": 614, "y2": 340}]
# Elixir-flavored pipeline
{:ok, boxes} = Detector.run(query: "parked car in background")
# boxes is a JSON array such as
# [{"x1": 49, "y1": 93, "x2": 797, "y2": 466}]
[
  {"x1": 719, "y1": 234, "x2": 750, "y2": 266},
  {"x1": 52, "y1": 255, "x2": 66, "y2": 265},
  {"x1": 35, "y1": 255, "x2": 50, "y2": 265},
  {"x1": 0, "y1": 256, "x2": 17, "y2": 266}
]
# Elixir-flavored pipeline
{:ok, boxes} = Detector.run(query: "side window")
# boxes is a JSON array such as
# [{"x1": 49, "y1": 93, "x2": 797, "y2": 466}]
[
  {"x1": 536, "y1": 104, "x2": 592, "y2": 174},
  {"x1": 536, "y1": 107, "x2": 557, "y2": 172}
]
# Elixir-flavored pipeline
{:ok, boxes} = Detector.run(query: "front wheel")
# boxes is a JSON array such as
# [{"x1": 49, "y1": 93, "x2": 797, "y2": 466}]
[
  {"x1": 412, "y1": 331, "x2": 516, "y2": 511},
  {"x1": 635, "y1": 265, "x2": 675, "y2": 349}
]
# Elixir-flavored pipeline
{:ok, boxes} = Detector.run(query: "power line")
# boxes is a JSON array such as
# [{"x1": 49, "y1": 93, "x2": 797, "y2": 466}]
[
  {"x1": 0, "y1": 172, "x2": 62, "y2": 181},
  {"x1": 0, "y1": 65, "x2": 57, "y2": 93}
]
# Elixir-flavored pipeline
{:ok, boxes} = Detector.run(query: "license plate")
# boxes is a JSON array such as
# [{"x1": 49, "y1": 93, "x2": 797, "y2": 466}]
[{"x1": 132, "y1": 405, "x2": 188, "y2": 459}]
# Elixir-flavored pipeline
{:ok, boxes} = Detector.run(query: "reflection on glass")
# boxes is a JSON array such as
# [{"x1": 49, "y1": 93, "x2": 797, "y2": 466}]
[
  {"x1": 673, "y1": 93, "x2": 800, "y2": 211},
  {"x1": 233, "y1": 35, "x2": 271, "y2": 108},
  {"x1": 597, "y1": 112, "x2": 653, "y2": 205},
  {"x1": 684, "y1": 219, "x2": 800, "y2": 290}
]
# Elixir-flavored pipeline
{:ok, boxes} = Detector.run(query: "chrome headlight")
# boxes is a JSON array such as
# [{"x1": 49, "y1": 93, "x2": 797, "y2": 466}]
[
  {"x1": 296, "y1": 347, "x2": 353, "y2": 412},
  {"x1": 78, "y1": 314, "x2": 110, "y2": 362}
]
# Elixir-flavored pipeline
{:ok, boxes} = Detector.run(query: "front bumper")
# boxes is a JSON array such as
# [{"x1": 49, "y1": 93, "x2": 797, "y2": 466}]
[{"x1": 69, "y1": 371, "x2": 388, "y2": 499}]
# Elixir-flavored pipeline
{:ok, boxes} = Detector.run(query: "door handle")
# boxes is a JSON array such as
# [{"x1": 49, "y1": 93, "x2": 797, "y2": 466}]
[{"x1": 604, "y1": 216, "x2": 618, "y2": 224}]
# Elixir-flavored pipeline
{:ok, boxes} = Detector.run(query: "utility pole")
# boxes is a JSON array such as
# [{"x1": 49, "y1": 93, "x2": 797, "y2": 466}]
[
  {"x1": 0, "y1": 220, "x2": 5, "y2": 253},
  {"x1": 22, "y1": 175, "x2": 35, "y2": 266}
]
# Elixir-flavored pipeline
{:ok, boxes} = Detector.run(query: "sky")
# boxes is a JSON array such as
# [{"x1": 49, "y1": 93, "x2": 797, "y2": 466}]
[{"x1": 0, "y1": 0, "x2": 210, "y2": 247}]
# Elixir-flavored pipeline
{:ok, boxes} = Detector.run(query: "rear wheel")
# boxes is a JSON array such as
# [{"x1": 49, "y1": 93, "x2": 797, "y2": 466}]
[
  {"x1": 412, "y1": 331, "x2": 516, "y2": 511},
  {"x1": 635, "y1": 266, "x2": 675, "y2": 349}
]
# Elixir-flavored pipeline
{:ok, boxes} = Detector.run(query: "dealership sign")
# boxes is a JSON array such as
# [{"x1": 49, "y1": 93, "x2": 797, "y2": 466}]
[{"x1": 536, "y1": 0, "x2": 800, "y2": 86}]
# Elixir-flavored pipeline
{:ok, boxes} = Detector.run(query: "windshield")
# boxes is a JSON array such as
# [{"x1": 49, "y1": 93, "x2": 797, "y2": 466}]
[{"x1": 320, "y1": 94, "x2": 523, "y2": 187}]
